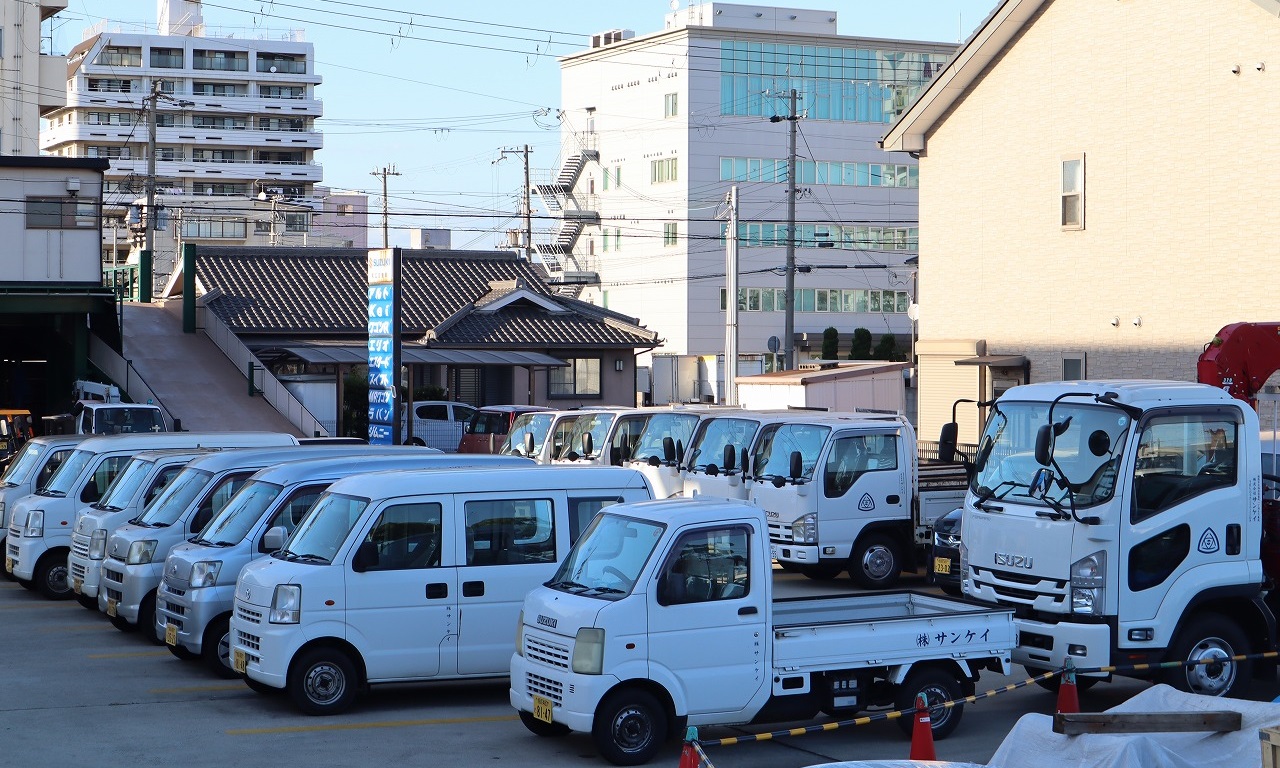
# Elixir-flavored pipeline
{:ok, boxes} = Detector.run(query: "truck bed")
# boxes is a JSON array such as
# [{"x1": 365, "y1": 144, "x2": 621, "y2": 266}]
[{"x1": 770, "y1": 591, "x2": 1015, "y2": 672}]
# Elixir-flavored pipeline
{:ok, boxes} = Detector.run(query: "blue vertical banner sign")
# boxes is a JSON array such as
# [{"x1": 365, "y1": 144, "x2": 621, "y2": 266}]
[{"x1": 367, "y1": 248, "x2": 401, "y2": 445}]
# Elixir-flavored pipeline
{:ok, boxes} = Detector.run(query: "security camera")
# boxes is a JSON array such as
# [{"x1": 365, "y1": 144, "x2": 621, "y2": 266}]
[
  {"x1": 1258, "y1": 62, "x2": 1267, "y2": 72},
  {"x1": 1231, "y1": 64, "x2": 1241, "y2": 75}
]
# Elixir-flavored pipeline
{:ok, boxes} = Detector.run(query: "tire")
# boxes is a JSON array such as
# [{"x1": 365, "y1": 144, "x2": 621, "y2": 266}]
[
  {"x1": 939, "y1": 584, "x2": 963, "y2": 598},
  {"x1": 519, "y1": 709, "x2": 570, "y2": 737},
  {"x1": 202, "y1": 615, "x2": 239, "y2": 678},
  {"x1": 406, "y1": 437, "x2": 426, "y2": 447},
  {"x1": 288, "y1": 647, "x2": 359, "y2": 715},
  {"x1": 1026, "y1": 666, "x2": 1101, "y2": 694},
  {"x1": 244, "y1": 676, "x2": 282, "y2": 696},
  {"x1": 775, "y1": 560, "x2": 801, "y2": 573},
  {"x1": 167, "y1": 642, "x2": 199, "y2": 661},
  {"x1": 138, "y1": 591, "x2": 163, "y2": 645},
  {"x1": 893, "y1": 666, "x2": 964, "y2": 740},
  {"x1": 16, "y1": 578, "x2": 35, "y2": 591},
  {"x1": 1162, "y1": 614, "x2": 1251, "y2": 698},
  {"x1": 849, "y1": 533, "x2": 903, "y2": 589},
  {"x1": 33, "y1": 551, "x2": 72, "y2": 600},
  {"x1": 109, "y1": 611, "x2": 135, "y2": 632},
  {"x1": 591, "y1": 688, "x2": 668, "y2": 766},
  {"x1": 798, "y1": 563, "x2": 844, "y2": 581},
  {"x1": 76, "y1": 592, "x2": 100, "y2": 611}
]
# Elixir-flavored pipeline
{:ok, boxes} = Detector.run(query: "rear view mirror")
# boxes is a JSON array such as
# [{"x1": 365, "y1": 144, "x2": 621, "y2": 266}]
[
  {"x1": 938, "y1": 422, "x2": 958, "y2": 463},
  {"x1": 663, "y1": 437, "x2": 676, "y2": 463},
  {"x1": 789, "y1": 450, "x2": 803, "y2": 480},
  {"x1": 723, "y1": 445, "x2": 737, "y2": 473},
  {"x1": 523, "y1": 432, "x2": 535, "y2": 457},
  {"x1": 262, "y1": 526, "x2": 287, "y2": 552},
  {"x1": 351, "y1": 541, "x2": 380, "y2": 573}
]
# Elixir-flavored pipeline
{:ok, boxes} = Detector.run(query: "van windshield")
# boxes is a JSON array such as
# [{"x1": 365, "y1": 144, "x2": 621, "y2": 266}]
[
  {"x1": 90, "y1": 406, "x2": 165, "y2": 435},
  {"x1": 140, "y1": 468, "x2": 213, "y2": 526},
  {"x1": 281, "y1": 492, "x2": 368, "y2": 563},
  {"x1": 687, "y1": 417, "x2": 759, "y2": 472},
  {"x1": 751, "y1": 424, "x2": 831, "y2": 480},
  {"x1": 501, "y1": 413, "x2": 555, "y2": 456},
  {"x1": 95, "y1": 458, "x2": 156, "y2": 511},
  {"x1": 628, "y1": 413, "x2": 699, "y2": 463},
  {"x1": 199, "y1": 480, "x2": 284, "y2": 544},
  {"x1": 43, "y1": 449, "x2": 94, "y2": 495},
  {"x1": 2, "y1": 442, "x2": 46, "y2": 486},
  {"x1": 561, "y1": 413, "x2": 615, "y2": 458},
  {"x1": 548, "y1": 512, "x2": 665, "y2": 600}
]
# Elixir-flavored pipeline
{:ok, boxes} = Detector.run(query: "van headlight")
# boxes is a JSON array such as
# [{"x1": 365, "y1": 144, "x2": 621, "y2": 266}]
[
  {"x1": 269, "y1": 584, "x2": 301, "y2": 624},
  {"x1": 126, "y1": 539, "x2": 158, "y2": 565},
  {"x1": 571, "y1": 627, "x2": 604, "y2": 674},
  {"x1": 515, "y1": 610, "x2": 524, "y2": 658},
  {"x1": 189, "y1": 560, "x2": 222, "y2": 588},
  {"x1": 1070, "y1": 551, "x2": 1106, "y2": 615},
  {"x1": 959, "y1": 541, "x2": 970, "y2": 594},
  {"x1": 791, "y1": 513, "x2": 818, "y2": 545},
  {"x1": 23, "y1": 510, "x2": 43, "y2": 537},
  {"x1": 88, "y1": 529, "x2": 107, "y2": 559}
]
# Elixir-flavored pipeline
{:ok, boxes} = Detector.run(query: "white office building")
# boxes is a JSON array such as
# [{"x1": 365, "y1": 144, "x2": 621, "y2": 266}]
[
  {"x1": 40, "y1": 0, "x2": 331, "y2": 278},
  {"x1": 1, "y1": 0, "x2": 68, "y2": 154},
  {"x1": 543, "y1": 3, "x2": 956, "y2": 386}
]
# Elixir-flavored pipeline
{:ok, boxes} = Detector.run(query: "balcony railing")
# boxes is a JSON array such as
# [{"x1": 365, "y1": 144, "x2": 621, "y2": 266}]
[
  {"x1": 95, "y1": 52, "x2": 141, "y2": 67},
  {"x1": 257, "y1": 59, "x2": 307, "y2": 74},
  {"x1": 193, "y1": 56, "x2": 249, "y2": 71},
  {"x1": 149, "y1": 53, "x2": 184, "y2": 68}
]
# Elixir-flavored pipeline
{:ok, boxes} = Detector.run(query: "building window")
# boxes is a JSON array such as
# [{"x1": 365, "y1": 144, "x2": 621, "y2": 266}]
[
  {"x1": 96, "y1": 46, "x2": 141, "y2": 67},
  {"x1": 149, "y1": 48, "x2": 183, "y2": 68},
  {"x1": 26, "y1": 197, "x2": 97, "y2": 229},
  {"x1": 182, "y1": 217, "x2": 247, "y2": 239},
  {"x1": 549, "y1": 358, "x2": 602, "y2": 398},
  {"x1": 663, "y1": 222, "x2": 677, "y2": 246},
  {"x1": 664, "y1": 93, "x2": 678, "y2": 118},
  {"x1": 193, "y1": 50, "x2": 248, "y2": 71},
  {"x1": 284, "y1": 212, "x2": 310, "y2": 232},
  {"x1": 87, "y1": 112, "x2": 133, "y2": 126},
  {"x1": 259, "y1": 84, "x2": 306, "y2": 100},
  {"x1": 1062, "y1": 353, "x2": 1086, "y2": 381},
  {"x1": 650, "y1": 157, "x2": 677, "y2": 184},
  {"x1": 257, "y1": 54, "x2": 307, "y2": 74},
  {"x1": 254, "y1": 220, "x2": 272, "y2": 234},
  {"x1": 87, "y1": 78, "x2": 133, "y2": 93},
  {"x1": 337, "y1": 204, "x2": 354, "y2": 216},
  {"x1": 1062, "y1": 153, "x2": 1085, "y2": 230},
  {"x1": 192, "y1": 82, "x2": 244, "y2": 97}
]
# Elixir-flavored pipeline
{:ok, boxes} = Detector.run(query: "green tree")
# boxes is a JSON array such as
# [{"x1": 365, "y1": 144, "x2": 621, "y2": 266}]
[
  {"x1": 874, "y1": 334, "x2": 900, "y2": 361},
  {"x1": 848, "y1": 327, "x2": 873, "y2": 359},
  {"x1": 821, "y1": 326, "x2": 840, "y2": 360}
]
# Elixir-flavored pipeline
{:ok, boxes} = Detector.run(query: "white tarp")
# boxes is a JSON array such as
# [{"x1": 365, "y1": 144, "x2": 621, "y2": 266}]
[{"x1": 986, "y1": 684, "x2": 1280, "y2": 768}]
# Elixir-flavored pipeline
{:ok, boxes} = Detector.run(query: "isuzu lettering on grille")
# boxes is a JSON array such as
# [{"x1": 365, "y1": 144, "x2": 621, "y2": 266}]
[
  {"x1": 994, "y1": 552, "x2": 1033, "y2": 569},
  {"x1": 537, "y1": 614, "x2": 557, "y2": 629}
]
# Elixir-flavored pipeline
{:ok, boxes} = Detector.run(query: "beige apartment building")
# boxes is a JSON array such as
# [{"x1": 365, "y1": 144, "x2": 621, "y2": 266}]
[{"x1": 883, "y1": 0, "x2": 1280, "y2": 442}]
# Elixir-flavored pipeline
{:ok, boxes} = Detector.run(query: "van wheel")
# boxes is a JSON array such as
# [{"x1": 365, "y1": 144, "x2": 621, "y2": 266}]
[
  {"x1": 592, "y1": 688, "x2": 667, "y2": 766},
  {"x1": 893, "y1": 666, "x2": 963, "y2": 740},
  {"x1": 244, "y1": 676, "x2": 281, "y2": 695},
  {"x1": 109, "y1": 613, "x2": 135, "y2": 632},
  {"x1": 33, "y1": 551, "x2": 72, "y2": 600},
  {"x1": 289, "y1": 647, "x2": 359, "y2": 715},
  {"x1": 1163, "y1": 614, "x2": 1251, "y2": 698},
  {"x1": 849, "y1": 533, "x2": 902, "y2": 589},
  {"x1": 167, "y1": 642, "x2": 199, "y2": 661},
  {"x1": 406, "y1": 437, "x2": 426, "y2": 447},
  {"x1": 1026, "y1": 666, "x2": 1101, "y2": 694},
  {"x1": 76, "y1": 592, "x2": 99, "y2": 611},
  {"x1": 203, "y1": 615, "x2": 239, "y2": 678},
  {"x1": 798, "y1": 563, "x2": 843, "y2": 580},
  {"x1": 519, "y1": 710, "x2": 570, "y2": 737},
  {"x1": 139, "y1": 591, "x2": 163, "y2": 645}
]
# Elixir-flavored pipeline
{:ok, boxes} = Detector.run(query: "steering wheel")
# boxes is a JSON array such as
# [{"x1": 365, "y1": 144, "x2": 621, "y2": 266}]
[
  {"x1": 1198, "y1": 463, "x2": 1229, "y2": 477},
  {"x1": 602, "y1": 565, "x2": 632, "y2": 589}
]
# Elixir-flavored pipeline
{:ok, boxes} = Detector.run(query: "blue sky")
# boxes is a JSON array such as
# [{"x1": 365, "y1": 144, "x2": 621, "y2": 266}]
[{"x1": 52, "y1": 1, "x2": 999, "y2": 247}]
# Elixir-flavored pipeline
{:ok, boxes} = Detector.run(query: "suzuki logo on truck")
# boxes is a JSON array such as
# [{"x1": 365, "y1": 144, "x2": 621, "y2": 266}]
[
  {"x1": 994, "y1": 552, "x2": 1033, "y2": 569},
  {"x1": 537, "y1": 614, "x2": 557, "y2": 629}
]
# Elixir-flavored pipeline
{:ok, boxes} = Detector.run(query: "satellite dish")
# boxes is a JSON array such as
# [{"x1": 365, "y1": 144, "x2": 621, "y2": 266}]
[
  {"x1": 269, "y1": 66, "x2": 277, "y2": 73},
  {"x1": 670, "y1": 0, "x2": 679, "y2": 9},
  {"x1": 906, "y1": 303, "x2": 920, "y2": 321}
]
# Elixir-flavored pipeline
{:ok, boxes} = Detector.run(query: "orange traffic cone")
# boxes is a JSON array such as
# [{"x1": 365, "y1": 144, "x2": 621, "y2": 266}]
[
  {"x1": 909, "y1": 693, "x2": 937, "y2": 760},
  {"x1": 1057, "y1": 658, "x2": 1080, "y2": 714},
  {"x1": 677, "y1": 726, "x2": 700, "y2": 768}
]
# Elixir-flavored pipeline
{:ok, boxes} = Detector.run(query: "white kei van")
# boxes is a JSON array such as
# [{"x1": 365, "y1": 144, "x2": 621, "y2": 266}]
[{"x1": 230, "y1": 465, "x2": 653, "y2": 715}]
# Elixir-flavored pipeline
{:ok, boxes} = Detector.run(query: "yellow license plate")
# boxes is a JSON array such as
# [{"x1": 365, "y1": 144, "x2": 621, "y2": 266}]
[
  {"x1": 233, "y1": 649, "x2": 247, "y2": 674},
  {"x1": 73, "y1": 578, "x2": 83, "y2": 594},
  {"x1": 106, "y1": 598, "x2": 118, "y2": 617},
  {"x1": 4, "y1": 556, "x2": 11, "y2": 574},
  {"x1": 933, "y1": 556, "x2": 952, "y2": 575},
  {"x1": 165, "y1": 623, "x2": 178, "y2": 646},
  {"x1": 533, "y1": 695, "x2": 554, "y2": 724}
]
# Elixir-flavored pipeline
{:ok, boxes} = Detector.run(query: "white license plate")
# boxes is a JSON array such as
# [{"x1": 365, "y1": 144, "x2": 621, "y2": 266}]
[
  {"x1": 233, "y1": 649, "x2": 247, "y2": 674},
  {"x1": 165, "y1": 623, "x2": 178, "y2": 646},
  {"x1": 72, "y1": 578, "x2": 83, "y2": 595},
  {"x1": 933, "y1": 556, "x2": 952, "y2": 575},
  {"x1": 106, "y1": 598, "x2": 118, "y2": 617},
  {"x1": 533, "y1": 695, "x2": 554, "y2": 724}
]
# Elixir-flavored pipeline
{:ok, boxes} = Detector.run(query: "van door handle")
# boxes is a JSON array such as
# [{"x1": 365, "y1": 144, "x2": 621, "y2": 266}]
[
  {"x1": 462, "y1": 580, "x2": 484, "y2": 597},
  {"x1": 886, "y1": 495, "x2": 901, "y2": 504},
  {"x1": 738, "y1": 606, "x2": 757, "y2": 616},
  {"x1": 426, "y1": 583, "x2": 448, "y2": 599}
]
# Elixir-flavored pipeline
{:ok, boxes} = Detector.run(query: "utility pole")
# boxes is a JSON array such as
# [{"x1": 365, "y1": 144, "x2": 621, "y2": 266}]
[
  {"x1": 770, "y1": 89, "x2": 799, "y2": 370},
  {"x1": 370, "y1": 164, "x2": 401, "y2": 248},
  {"x1": 141, "y1": 83, "x2": 191, "y2": 295},
  {"x1": 498, "y1": 145, "x2": 533, "y2": 256},
  {"x1": 724, "y1": 185, "x2": 739, "y2": 406}
]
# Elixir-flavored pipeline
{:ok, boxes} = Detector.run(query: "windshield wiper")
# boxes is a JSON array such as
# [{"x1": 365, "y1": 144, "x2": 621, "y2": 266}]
[
  {"x1": 211, "y1": 540, "x2": 236, "y2": 547},
  {"x1": 547, "y1": 579, "x2": 591, "y2": 592},
  {"x1": 150, "y1": 521, "x2": 172, "y2": 528},
  {"x1": 290, "y1": 553, "x2": 329, "y2": 563},
  {"x1": 589, "y1": 585, "x2": 625, "y2": 594},
  {"x1": 131, "y1": 519, "x2": 154, "y2": 528},
  {"x1": 98, "y1": 504, "x2": 123, "y2": 512},
  {"x1": 37, "y1": 489, "x2": 65, "y2": 498},
  {"x1": 192, "y1": 536, "x2": 213, "y2": 545}
]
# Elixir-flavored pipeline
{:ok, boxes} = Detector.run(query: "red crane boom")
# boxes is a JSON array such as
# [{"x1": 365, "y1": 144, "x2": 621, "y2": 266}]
[{"x1": 1197, "y1": 322, "x2": 1280, "y2": 407}]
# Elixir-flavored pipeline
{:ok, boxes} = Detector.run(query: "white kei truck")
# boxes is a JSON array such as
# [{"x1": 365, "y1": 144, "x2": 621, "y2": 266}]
[
  {"x1": 959, "y1": 380, "x2": 1280, "y2": 698},
  {"x1": 98, "y1": 444, "x2": 371, "y2": 641},
  {"x1": 229, "y1": 465, "x2": 653, "y2": 714},
  {"x1": 752, "y1": 413, "x2": 969, "y2": 588},
  {"x1": 156, "y1": 451, "x2": 525, "y2": 676},
  {"x1": 5, "y1": 432, "x2": 298, "y2": 599},
  {"x1": 0, "y1": 434, "x2": 90, "y2": 569},
  {"x1": 509, "y1": 496, "x2": 1015, "y2": 765},
  {"x1": 501, "y1": 409, "x2": 621, "y2": 463},
  {"x1": 68, "y1": 448, "x2": 215, "y2": 608}
]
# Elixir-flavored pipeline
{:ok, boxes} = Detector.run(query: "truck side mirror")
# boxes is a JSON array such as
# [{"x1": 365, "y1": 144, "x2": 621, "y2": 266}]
[
  {"x1": 789, "y1": 450, "x2": 803, "y2": 481},
  {"x1": 1034, "y1": 424, "x2": 1052, "y2": 467},
  {"x1": 723, "y1": 445, "x2": 737, "y2": 474},
  {"x1": 351, "y1": 541, "x2": 379, "y2": 573},
  {"x1": 938, "y1": 422, "x2": 958, "y2": 463},
  {"x1": 262, "y1": 526, "x2": 287, "y2": 553},
  {"x1": 523, "y1": 432, "x2": 535, "y2": 457},
  {"x1": 583, "y1": 432, "x2": 594, "y2": 458}
]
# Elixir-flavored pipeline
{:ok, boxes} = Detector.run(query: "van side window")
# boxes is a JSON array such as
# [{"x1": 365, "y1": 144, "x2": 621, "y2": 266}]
[
  {"x1": 824, "y1": 434, "x2": 899, "y2": 498},
  {"x1": 1133, "y1": 415, "x2": 1238, "y2": 524},
  {"x1": 192, "y1": 471, "x2": 252, "y2": 533},
  {"x1": 359, "y1": 502, "x2": 442, "y2": 571},
  {"x1": 37, "y1": 449, "x2": 71, "y2": 488},
  {"x1": 465, "y1": 498, "x2": 555, "y2": 566},
  {"x1": 258, "y1": 484, "x2": 326, "y2": 553},
  {"x1": 658, "y1": 526, "x2": 751, "y2": 605},
  {"x1": 143, "y1": 466, "x2": 183, "y2": 507},
  {"x1": 83, "y1": 455, "x2": 129, "y2": 503},
  {"x1": 568, "y1": 496, "x2": 623, "y2": 542}
]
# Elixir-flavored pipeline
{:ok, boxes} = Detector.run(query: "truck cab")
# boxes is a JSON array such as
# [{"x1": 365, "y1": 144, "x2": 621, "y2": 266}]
[
  {"x1": 960, "y1": 380, "x2": 1267, "y2": 697},
  {"x1": 0, "y1": 435, "x2": 90, "y2": 562},
  {"x1": 681, "y1": 412, "x2": 791, "y2": 501}
]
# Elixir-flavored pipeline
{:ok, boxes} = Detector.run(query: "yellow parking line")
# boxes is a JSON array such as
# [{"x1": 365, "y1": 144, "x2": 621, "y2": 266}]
[
  {"x1": 149, "y1": 684, "x2": 246, "y2": 694},
  {"x1": 88, "y1": 650, "x2": 171, "y2": 659},
  {"x1": 39, "y1": 623, "x2": 109, "y2": 632},
  {"x1": 228, "y1": 714, "x2": 517, "y2": 735}
]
